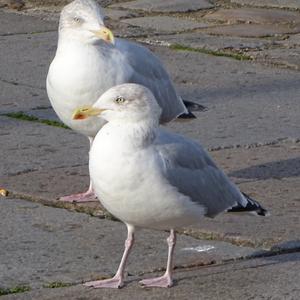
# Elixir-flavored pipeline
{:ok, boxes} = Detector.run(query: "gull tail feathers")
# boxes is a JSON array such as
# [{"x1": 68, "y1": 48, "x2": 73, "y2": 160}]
[
  {"x1": 182, "y1": 100, "x2": 207, "y2": 112},
  {"x1": 227, "y1": 192, "x2": 270, "y2": 216}
]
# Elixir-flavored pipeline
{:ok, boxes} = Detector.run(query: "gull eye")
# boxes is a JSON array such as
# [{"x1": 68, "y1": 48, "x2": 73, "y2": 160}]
[
  {"x1": 115, "y1": 96, "x2": 126, "y2": 104},
  {"x1": 73, "y1": 16, "x2": 84, "y2": 24}
]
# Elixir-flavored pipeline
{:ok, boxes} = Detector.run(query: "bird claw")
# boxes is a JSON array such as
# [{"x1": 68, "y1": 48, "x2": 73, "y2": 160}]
[
  {"x1": 58, "y1": 190, "x2": 97, "y2": 203},
  {"x1": 139, "y1": 275, "x2": 173, "y2": 288},
  {"x1": 83, "y1": 277, "x2": 124, "y2": 289}
]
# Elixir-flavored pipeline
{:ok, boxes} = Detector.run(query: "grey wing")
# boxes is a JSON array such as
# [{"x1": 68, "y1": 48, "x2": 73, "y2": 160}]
[
  {"x1": 155, "y1": 130, "x2": 247, "y2": 217},
  {"x1": 116, "y1": 39, "x2": 187, "y2": 123}
]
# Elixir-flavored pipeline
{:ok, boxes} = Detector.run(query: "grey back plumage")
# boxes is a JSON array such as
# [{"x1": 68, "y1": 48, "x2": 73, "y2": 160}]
[
  {"x1": 116, "y1": 39, "x2": 187, "y2": 123},
  {"x1": 155, "y1": 130, "x2": 246, "y2": 217}
]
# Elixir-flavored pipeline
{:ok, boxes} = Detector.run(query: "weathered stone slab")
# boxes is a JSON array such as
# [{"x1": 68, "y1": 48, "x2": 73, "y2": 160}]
[
  {"x1": 279, "y1": 33, "x2": 300, "y2": 46},
  {"x1": 249, "y1": 47, "x2": 300, "y2": 70},
  {"x1": 121, "y1": 16, "x2": 209, "y2": 34},
  {"x1": 203, "y1": 8, "x2": 300, "y2": 24},
  {"x1": 185, "y1": 141, "x2": 300, "y2": 249},
  {"x1": 0, "y1": 10, "x2": 56, "y2": 35},
  {"x1": 0, "y1": 198, "x2": 256, "y2": 289},
  {"x1": 0, "y1": 79, "x2": 49, "y2": 113},
  {"x1": 146, "y1": 46, "x2": 300, "y2": 148},
  {"x1": 2, "y1": 141, "x2": 299, "y2": 250},
  {"x1": 110, "y1": 0, "x2": 214, "y2": 13},
  {"x1": 0, "y1": 116, "x2": 87, "y2": 177},
  {"x1": 103, "y1": 8, "x2": 140, "y2": 21},
  {"x1": 146, "y1": 32, "x2": 275, "y2": 52},
  {"x1": 2, "y1": 252, "x2": 300, "y2": 299},
  {"x1": 0, "y1": 31, "x2": 57, "y2": 91},
  {"x1": 231, "y1": 0, "x2": 300, "y2": 10},
  {"x1": 202, "y1": 23, "x2": 300, "y2": 37}
]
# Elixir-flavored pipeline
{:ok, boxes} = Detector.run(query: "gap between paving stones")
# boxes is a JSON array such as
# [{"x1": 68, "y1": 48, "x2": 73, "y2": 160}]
[
  {"x1": 3, "y1": 111, "x2": 299, "y2": 151},
  {"x1": 0, "y1": 30, "x2": 56, "y2": 37},
  {"x1": 2, "y1": 185, "x2": 299, "y2": 255},
  {"x1": 0, "y1": 77, "x2": 45, "y2": 90}
]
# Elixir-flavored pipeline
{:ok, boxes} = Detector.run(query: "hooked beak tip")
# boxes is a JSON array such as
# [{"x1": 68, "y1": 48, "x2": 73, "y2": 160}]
[{"x1": 91, "y1": 27, "x2": 115, "y2": 44}]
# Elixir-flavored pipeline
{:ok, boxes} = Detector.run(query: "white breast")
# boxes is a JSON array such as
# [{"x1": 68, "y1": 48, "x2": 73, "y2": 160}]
[
  {"x1": 46, "y1": 43, "x2": 131, "y2": 137},
  {"x1": 89, "y1": 124, "x2": 206, "y2": 230}
]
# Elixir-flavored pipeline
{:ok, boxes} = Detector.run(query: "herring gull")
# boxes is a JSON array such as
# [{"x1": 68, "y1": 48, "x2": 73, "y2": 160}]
[
  {"x1": 72, "y1": 83, "x2": 268, "y2": 288},
  {"x1": 46, "y1": 0, "x2": 204, "y2": 202}
]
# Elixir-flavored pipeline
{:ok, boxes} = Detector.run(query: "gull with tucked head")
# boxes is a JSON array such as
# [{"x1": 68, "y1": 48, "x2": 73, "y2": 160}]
[
  {"x1": 47, "y1": 0, "x2": 204, "y2": 203},
  {"x1": 72, "y1": 83, "x2": 269, "y2": 289}
]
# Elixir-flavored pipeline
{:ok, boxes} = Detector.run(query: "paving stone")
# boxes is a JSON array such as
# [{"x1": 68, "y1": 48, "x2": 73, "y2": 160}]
[
  {"x1": 202, "y1": 23, "x2": 300, "y2": 38},
  {"x1": 24, "y1": 0, "x2": 114, "y2": 8},
  {"x1": 0, "y1": 79, "x2": 49, "y2": 113},
  {"x1": 203, "y1": 8, "x2": 300, "y2": 25},
  {"x1": 121, "y1": 16, "x2": 209, "y2": 34},
  {"x1": 0, "y1": 116, "x2": 87, "y2": 176},
  {"x1": 103, "y1": 8, "x2": 140, "y2": 21},
  {"x1": 1, "y1": 142, "x2": 299, "y2": 249},
  {"x1": 186, "y1": 142, "x2": 300, "y2": 249},
  {"x1": 147, "y1": 46, "x2": 300, "y2": 148},
  {"x1": 146, "y1": 32, "x2": 275, "y2": 52},
  {"x1": 0, "y1": 198, "x2": 256, "y2": 289},
  {"x1": 279, "y1": 33, "x2": 300, "y2": 46},
  {"x1": 2, "y1": 252, "x2": 300, "y2": 299},
  {"x1": 231, "y1": 0, "x2": 300, "y2": 10},
  {"x1": 110, "y1": 0, "x2": 214, "y2": 13},
  {"x1": 249, "y1": 47, "x2": 300, "y2": 70},
  {"x1": 0, "y1": 31, "x2": 57, "y2": 92},
  {"x1": 0, "y1": 10, "x2": 56, "y2": 35}
]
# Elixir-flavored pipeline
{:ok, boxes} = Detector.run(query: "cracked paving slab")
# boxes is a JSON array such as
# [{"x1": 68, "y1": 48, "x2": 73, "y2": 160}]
[
  {"x1": 201, "y1": 23, "x2": 300, "y2": 38},
  {"x1": 1, "y1": 140, "x2": 299, "y2": 250},
  {"x1": 109, "y1": 0, "x2": 214, "y2": 13},
  {"x1": 148, "y1": 46, "x2": 300, "y2": 149},
  {"x1": 248, "y1": 47, "x2": 300, "y2": 70},
  {"x1": 1, "y1": 252, "x2": 299, "y2": 299},
  {"x1": 145, "y1": 32, "x2": 276, "y2": 52},
  {"x1": 1, "y1": 28, "x2": 300, "y2": 149},
  {"x1": 0, "y1": 116, "x2": 87, "y2": 176},
  {"x1": 0, "y1": 10, "x2": 56, "y2": 35},
  {"x1": 230, "y1": 0, "x2": 300, "y2": 10},
  {"x1": 0, "y1": 198, "x2": 257, "y2": 290},
  {"x1": 203, "y1": 8, "x2": 300, "y2": 25},
  {"x1": 121, "y1": 16, "x2": 209, "y2": 34}
]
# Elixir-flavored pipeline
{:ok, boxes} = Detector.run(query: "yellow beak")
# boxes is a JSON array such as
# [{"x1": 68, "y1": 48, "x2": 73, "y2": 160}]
[
  {"x1": 90, "y1": 27, "x2": 115, "y2": 44},
  {"x1": 72, "y1": 106, "x2": 106, "y2": 120}
]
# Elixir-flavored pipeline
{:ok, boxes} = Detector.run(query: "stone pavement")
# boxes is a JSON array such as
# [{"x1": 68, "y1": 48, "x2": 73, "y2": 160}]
[{"x1": 0, "y1": 0, "x2": 300, "y2": 299}]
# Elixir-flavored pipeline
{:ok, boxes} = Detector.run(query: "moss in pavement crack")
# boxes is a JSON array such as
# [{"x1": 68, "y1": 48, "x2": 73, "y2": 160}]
[
  {"x1": 3, "y1": 111, "x2": 70, "y2": 129},
  {"x1": 0, "y1": 285, "x2": 31, "y2": 296},
  {"x1": 43, "y1": 282, "x2": 73, "y2": 289},
  {"x1": 170, "y1": 44, "x2": 252, "y2": 61}
]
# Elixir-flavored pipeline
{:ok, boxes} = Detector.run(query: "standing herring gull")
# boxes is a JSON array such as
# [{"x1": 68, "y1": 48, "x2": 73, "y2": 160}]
[
  {"x1": 46, "y1": 0, "x2": 203, "y2": 202},
  {"x1": 72, "y1": 84, "x2": 269, "y2": 288}
]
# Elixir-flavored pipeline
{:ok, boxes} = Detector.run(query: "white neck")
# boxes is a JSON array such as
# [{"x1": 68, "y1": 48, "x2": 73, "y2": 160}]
[{"x1": 100, "y1": 118, "x2": 158, "y2": 150}]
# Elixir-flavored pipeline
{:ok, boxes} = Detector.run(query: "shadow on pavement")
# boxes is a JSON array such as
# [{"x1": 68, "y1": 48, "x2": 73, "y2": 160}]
[{"x1": 228, "y1": 157, "x2": 300, "y2": 180}]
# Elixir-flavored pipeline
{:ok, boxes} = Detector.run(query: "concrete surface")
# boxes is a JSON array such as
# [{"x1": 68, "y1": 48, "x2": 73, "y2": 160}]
[
  {"x1": 121, "y1": 16, "x2": 209, "y2": 34},
  {"x1": 2, "y1": 253, "x2": 299, "y2": 299},
  {"x1": 110, "y1": 0, "x2": 214, "y2": 13},
  {"x1": 0, "y1": 198, "x2": 257, "y2": 289},
  {"x1": 0, "y1": 0, "x2": 300, "y2": 298}
]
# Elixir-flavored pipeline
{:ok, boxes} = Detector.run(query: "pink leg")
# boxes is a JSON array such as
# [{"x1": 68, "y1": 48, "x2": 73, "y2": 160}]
[
  {"x1": 58, "y1": 137, "x2": 97, "y2": 203},
  {"x1": 84, "y1": 225, "x2": 135, "y2": 289},
  {"x1": 140, "y1": 229, "x2": 176, "y2": 288},
  {"x1": 58, "y1": 180, "x2": 97, "y2": 202}
]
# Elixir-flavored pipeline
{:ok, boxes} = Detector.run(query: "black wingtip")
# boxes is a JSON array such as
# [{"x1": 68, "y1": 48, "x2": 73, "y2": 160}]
[
  {"x1": 178, "y1": 111, "x2": 197, "y2": 119},
  {"x1": 182, "y1": 100, "x2": 208, "y2": 112},
  {"x1": 227, "y1": 193, "x2": 270, "y2": 217}
]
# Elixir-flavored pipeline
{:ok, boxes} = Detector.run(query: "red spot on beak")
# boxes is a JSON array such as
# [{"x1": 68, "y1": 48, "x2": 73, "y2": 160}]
[{"x1": 74, "y1": 113, "x2": 87, "y2": 120}]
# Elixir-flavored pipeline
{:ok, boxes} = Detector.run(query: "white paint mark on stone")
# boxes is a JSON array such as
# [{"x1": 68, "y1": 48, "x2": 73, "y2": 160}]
[{"x1": 181, "y1": 245, "x2": 215, "y2": 252}]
